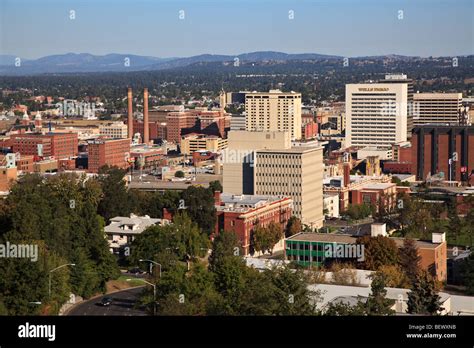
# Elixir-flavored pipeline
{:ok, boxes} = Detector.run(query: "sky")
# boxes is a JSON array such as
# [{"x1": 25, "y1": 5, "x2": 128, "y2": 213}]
[{"x1": 0, "y1": 0, "x2": 473, "y2": 59}]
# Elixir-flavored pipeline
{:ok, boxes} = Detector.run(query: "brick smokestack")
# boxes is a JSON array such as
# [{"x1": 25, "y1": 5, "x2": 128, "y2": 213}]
[
  {"x1": 214, "y1": 191, "x2": 221, "y2": 206},
  {"x1": 143, "y1": 88, "x2": 149, "y2": 144},
  {"x1": 127, "y1": 88, "x2": 133, "y2": 139},
  {"x1": 343, "y1": 162, "x2": 350, "y2": 187}
]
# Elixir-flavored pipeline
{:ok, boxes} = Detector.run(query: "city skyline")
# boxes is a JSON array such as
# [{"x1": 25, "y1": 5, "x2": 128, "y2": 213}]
[{"x1": 1, "y1": 0, "x2": 473, "y2": 60}]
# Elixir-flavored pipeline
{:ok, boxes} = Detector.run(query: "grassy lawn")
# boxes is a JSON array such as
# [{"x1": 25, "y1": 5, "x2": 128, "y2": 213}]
[{"x1": 116, "y1": 275, "x2": 147, "y2": 287}]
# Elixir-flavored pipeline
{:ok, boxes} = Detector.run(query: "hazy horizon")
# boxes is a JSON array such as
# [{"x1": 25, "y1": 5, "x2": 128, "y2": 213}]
[{"x1": 1, "y1": 0, "x2": 473, "y2": 60}]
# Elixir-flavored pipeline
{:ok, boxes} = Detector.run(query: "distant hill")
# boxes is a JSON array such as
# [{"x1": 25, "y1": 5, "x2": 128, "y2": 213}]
[{"x1": 0, "y1": 51, "x2": 343, "y2": 75}]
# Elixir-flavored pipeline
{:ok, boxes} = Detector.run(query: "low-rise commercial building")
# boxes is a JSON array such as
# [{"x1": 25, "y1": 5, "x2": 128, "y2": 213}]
[
  {"x1": 286, "y1": 232, "x2": 447, "y2": 282},
  {"x1": 11, "y1": 132, "x2": 78, "y2": 159},
  {"x1": 180, "y1": 134, "x2": 228, "y2": 156},
  {"x1": 87, "y1": 138, "x2": 131, "y2": 173},
  {"x1": 99, "y1": 122, "x2": 128, "y2": 139},
  {"x1": 214, "y1": 192, "x2": 293, "y2": 255}
]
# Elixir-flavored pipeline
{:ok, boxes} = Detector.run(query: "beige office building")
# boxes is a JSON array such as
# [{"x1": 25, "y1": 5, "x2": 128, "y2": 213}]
[
  {"x1": 245, "y1": 90, "x2": 302, "y2": 140},
  {"x1": 346, "y1": 83, "x2": 408, "y2": 147},
  {"x1": 180, "y1": 134, "x2": 228, "y2": 155},
  {"x1": 222, "y1": 130, "x2": 291, "y2": 195},
  {"x1": 99, "y1": 122, "x2": 128, "y2": 139},
  {"x1": 413, "y1": 93, "x2": 463, "y2": 126},
  {"x1": 254, "y1": 146, "x2": 324, "y2": 228}
]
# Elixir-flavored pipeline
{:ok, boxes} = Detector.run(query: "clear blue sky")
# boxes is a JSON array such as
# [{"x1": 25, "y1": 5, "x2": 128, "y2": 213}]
[{"x1": 1, "y1": 0, "x2": 473, "y2": 59}]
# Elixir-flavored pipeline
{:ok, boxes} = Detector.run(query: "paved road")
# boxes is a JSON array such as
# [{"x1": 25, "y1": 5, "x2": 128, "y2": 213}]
[{"x1": 67, "y1": 286, "x2": 148, "y2": 316}]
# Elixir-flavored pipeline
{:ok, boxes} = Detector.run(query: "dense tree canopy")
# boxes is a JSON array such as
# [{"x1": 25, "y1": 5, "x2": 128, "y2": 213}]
[{"x1": 0, "y1": 173, "x2": 119, "y2": 314}]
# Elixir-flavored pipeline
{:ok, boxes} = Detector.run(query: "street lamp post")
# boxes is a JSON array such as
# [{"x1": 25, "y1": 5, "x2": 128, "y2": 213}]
[
  {"x1": 139, "y1": 259, "x2": 162, "y2": 278},
  {"x1": 49, "y1": 263, "x2": 75, "y2": 298},
  {"x1": 127, "y1": 278, "x2": 156, "y2": 315}
]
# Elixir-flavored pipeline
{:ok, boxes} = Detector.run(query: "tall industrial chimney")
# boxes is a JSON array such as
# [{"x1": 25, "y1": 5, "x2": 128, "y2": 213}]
[
  {"x1": 143, "y1": 88, "x2": 149, "y2": 144},
  {"x1": 343, "y1": 162, "x2": 351, "y2": 188},
  {"x1": 127, "y1": 88, "x2": 133, "y2": 139}
]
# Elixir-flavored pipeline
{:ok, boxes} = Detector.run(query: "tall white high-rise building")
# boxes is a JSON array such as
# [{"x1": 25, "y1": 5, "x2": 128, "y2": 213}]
[
  {"x1": 345, "y1": 83, "x2": 408, "y2": 148},
  {"x1": 245, "y1": 90, "x2": 302, "y2": 140}
]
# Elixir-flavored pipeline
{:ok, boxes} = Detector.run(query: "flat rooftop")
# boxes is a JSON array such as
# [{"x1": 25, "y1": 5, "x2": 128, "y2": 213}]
[
  {"x1": 287, "y1": 233, "x2": 357, "y2": 244},
  {"x1": 257, "y1": 146, "x2": 322, "y2": 154},
  {"x1": 220, "y1": 193, "x2": 284, "y2": 207},
  {"x1": 362, "y1": 183, "x2": 395, "y2": 190},
  {"x1": 287, "y1": 232, "x2": 442, "y2": 249}
]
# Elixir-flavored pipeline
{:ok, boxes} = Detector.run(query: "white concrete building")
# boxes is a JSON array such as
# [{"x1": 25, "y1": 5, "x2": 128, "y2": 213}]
[
  {"x1": 105, "y1": 214, "x2": 169, "y2": 254},
  {"x1": 346, "y1": 83, "x2": 408, "y2": 148},
  {"x1": 323, "y1": 193, "x2": 340, "y2": 218}
]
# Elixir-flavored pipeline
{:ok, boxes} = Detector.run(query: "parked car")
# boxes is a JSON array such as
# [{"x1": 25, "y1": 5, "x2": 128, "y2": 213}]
[{"x1": 128, "y1": 267, "x2": 144, "y2": 275}]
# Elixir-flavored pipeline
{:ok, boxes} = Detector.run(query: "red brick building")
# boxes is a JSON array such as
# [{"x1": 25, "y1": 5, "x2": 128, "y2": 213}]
[
  {"x1": 412, "y1": 126, "x2": 474, "y2": 184},
  {"x1": 165, "y1": 110, "x2": 228, "y2": 144},
  {"x1": 198, "y1": 111, "x2": 226, "y2": 138},
  {"x1": 11, "y1": 133, "x2": 78, "y2": 159},
  {"x1": 88, "y1": 138, "x2": 131, "y2": 173},
  {"x1": 350, "y1": 182, "x2": 397, "y2": 212},
  {"x1": 214, "y1": 192, "x2": 293, "y2": 255},
  {"x1": 133, "y1": 120, "x2": 167, "y2": 142},
  {"x1": 302, "y1": 121, "x2": 318, "y2": 140},
  {"x1": 383, "y1": 161, "x2": 413, "y2": 174},
  {"x1": 166, "y1": 112, "x2": 200, "y2": 143}
]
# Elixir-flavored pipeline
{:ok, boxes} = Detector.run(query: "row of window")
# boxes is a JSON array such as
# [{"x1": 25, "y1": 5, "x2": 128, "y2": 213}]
[{"x1": 287, "y1": 254, "x2": 323, "y2": 262}]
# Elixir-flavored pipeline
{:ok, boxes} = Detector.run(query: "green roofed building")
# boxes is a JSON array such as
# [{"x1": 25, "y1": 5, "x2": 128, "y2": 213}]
[{"x1": 285, "y1": 233, "x2": 362, "y2": 267}]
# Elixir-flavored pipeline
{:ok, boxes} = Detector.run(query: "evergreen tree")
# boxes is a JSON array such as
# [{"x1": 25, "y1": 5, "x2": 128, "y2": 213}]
[
  {"x1": 399, "y1": 238, "x2": 421, "y2": 283},
  {"x1": 364, "y1": 273, "x2": 395, "y2": 315},
  {"x1": 97, "y1": 166, "x2": 132, "y2": 221},
  {"x1": 181, "y1": 186, "x2": 216, "y2": 234},
  {"x1": 407, "y1": 271, "x2": 443, "y2": 315}
]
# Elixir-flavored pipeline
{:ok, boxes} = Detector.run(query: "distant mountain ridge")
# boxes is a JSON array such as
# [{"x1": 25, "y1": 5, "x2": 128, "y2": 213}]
[{"x1": 0, "y1": 51, "x2": 434, "y2": 75}]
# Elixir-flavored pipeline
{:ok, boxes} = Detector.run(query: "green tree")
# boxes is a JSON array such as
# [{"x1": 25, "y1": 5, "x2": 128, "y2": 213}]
[
  {"x1": 97, "y1": 166, "x2": 132, "y2": 221},
  {"x1": 345, "y1": 203, "x2": 372, "y2": 220},
  {"x1": 324, "y1": 301, "x2": 366, "y2": 316},
  {"x1": 0, "y1": 173, "x2": 119, "y2": 313},
  {"x1": 285, "y1": 216, "x2": 302, "y2": 238},
  {"x1": 208, "y1": 180, "x2": 223, "y2": 193},
  {"x1": 364, "y1": 273, "x2": 395, "y2": 315},
  {"x1": 399, "y1": 239, "x2": 421, "y2": 283},
  {"x1": 130, "y1": 212, "x2": 209, "y2": 266},
  {"x1": 357, "y1": 235, "x2": 399, "y2": 270},
  {"x1": 407, "y1": 271, "x2": 444, "y2": 315},
  {"x1": 181, "y1": 186, "x2": 216, "y2": 234},
  {"x1": 209, "y1": 230, "x2": 241, "y2": 273},
  {"x1": 265, "y1": 266, "x2": 321, "y2": 315},
  {"x1": 252, "y1": 226, "x2": 273, "y2": 255},
  {"x1": 174, "y1": 170, "x2": 185, "y2": 178}
]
